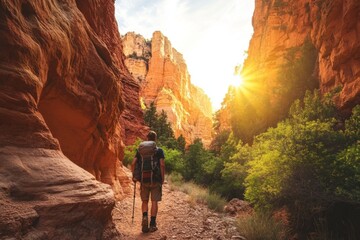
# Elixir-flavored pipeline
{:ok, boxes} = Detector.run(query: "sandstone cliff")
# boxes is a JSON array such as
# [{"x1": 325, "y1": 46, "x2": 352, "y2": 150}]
[
  {"x1": 0, "y1": 0, "x2": 141, "y2": 238},
  {"x1": 243, "y1": 0, "x2": 360, "y2": 113},
  {"x1": 77, "y1": 2, "x2": 149, "y2": 146},
  {"x1": 218, "y1": 0, "x2": 360, "y2": 138},
  {"x1": 123, "y1": 31, "x2": 213, "y2": 146},
  {"x1": 122, "y1": 32, "x2": 151, "y2": 84}
]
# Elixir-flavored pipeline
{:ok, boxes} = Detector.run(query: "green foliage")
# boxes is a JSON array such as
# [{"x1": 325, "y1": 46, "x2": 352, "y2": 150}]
[
  {"x1": 243, "y1": 91, "x2": 360, "y2": 236},
  {"x1": 176, "y1": 135, "x2": 186, "y2": 153},
  {"x1": 123, "y1": 138, "x2": 142, "y2": 167},
  {"x1": 167, "y1": 172, "x2": 183, "y2": 186},
  {"x1": 206, "y1": 192, "x2": 227, "y2": 212},
  {"x1": 345, "y1": 105, "x2": 360, "y2": 140},
  {"x1": 210, "y1": 130, "x2": 231, "y2": 155},
  {"x1": 209, "y1": 133, "x2": 248, "y2": 198},
  {"x1": 183, "y1": 138, "x2": 219, "y2": 184},
  {"x1": 162, "y1": 146, "x2": 184, "y2": 174},
  {"x1": 167, "y1": 173, "x2": 226, "y2": 213},
  {"x1": 143, "y1": 102, "x2": 179, "y2": 149},
  {"x1": 219, "y1": 138, "x2": 250, "y2": 198},
  {"x1": 333, "y1": 143, "x2": 360, "y2": 200},
  {"x1": 289, "y1": 91, "x2": 336, "y2": 123}
]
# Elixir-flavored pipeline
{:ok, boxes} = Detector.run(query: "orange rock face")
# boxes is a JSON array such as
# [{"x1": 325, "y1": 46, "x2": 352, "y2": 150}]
[
  {"x1": 0, "y1": 0, "x2": 141, "y2": 238},
  {"x1": 215, "y1": 0, "x2": 360, "y2": 139},
  {"x1": 123, "y1": 31, "x2": 213, "y2": 146},
  {"x1": 310, "y1": 0, "x2": 360, "y2": 112},
  {"x1": 242, "y1": 0, "x2": 360, "y2": 113},
  {"x1": 77, "y1": 4, "x2": 148, "y2": 146}
]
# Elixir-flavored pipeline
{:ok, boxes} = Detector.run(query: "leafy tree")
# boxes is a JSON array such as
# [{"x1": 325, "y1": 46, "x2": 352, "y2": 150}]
[
  {"x1": 157, "y1": 110, "x2": 175, "y2": 139},
  {"x1": 210, "y1": 130, "x2": 231, "y2": 155},
  {"x1": 183, "y1": 138, "x2": 206, "y2": 181},
  {"x1": 214, "y1": 134, "x2": 250, "y2": 198},
  {"x1": 144, "y1": 102, "x2": 158, "y2": 128},
  {"x1": 143, "y1": 102, "x2": 177, "y2": 149},
  {"x1": 182, "y1": 138, "x2": 221, "y2": 186},
  {"x1": 244, "y1": 91, "x2": 360, "y2": 236},
  {"x1": 161, "y1": 146, "x2": 184, "y2": 173},
  {"x1": 176, "y1": 135, "x2": 186, "y2": 153}
]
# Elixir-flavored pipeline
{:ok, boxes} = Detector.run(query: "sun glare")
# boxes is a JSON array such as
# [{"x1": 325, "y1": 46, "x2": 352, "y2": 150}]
[
  {"x1": 230, "y1": 74, "x2": 245, "y2": 87},
  {"x1": 115, "y1": 0, "x2": 255, "y2": 110}
]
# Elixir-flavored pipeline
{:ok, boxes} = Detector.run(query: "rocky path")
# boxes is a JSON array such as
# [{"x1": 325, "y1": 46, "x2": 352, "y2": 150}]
[{"x1": 113, "y1": 182, "x2": 243, "y2": 240}]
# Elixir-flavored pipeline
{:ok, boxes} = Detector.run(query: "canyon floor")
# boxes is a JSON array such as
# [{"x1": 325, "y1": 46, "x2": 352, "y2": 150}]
[{"x1": 113, "y1": 182, "x2": 243, "y2": 240}]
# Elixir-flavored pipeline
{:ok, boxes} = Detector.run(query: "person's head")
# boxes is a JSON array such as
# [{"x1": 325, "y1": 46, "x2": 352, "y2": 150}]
[{"x1": 147, "y1": 131, "x2": 157, "y2": 141}]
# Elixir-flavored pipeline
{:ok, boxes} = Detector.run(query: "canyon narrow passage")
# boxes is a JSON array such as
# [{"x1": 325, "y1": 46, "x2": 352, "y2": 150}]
[{"x1": 113, "y1": 182, "x2": 241, "y2": 239}]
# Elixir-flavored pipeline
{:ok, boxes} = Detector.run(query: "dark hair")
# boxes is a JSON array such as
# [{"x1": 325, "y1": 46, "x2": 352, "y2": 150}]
[{"x1": 147, "y1": 131, "x2": 157, "y2": 141}]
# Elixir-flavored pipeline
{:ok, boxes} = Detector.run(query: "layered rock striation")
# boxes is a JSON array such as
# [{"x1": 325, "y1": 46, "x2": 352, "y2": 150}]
[
  {"x1": 76, "y1": 2, "x2": 148, "y2": 146},
  {"x1": 0, "y1": 0, "x2": 144, "y2": 238},
  {"x1": 123, "y1": 31, "x2": 213, "y2": 146}
]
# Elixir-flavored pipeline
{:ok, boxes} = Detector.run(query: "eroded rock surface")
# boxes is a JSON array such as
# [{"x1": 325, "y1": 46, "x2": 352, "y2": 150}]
[
  {"x1": 0, "y1": 0, "x2": 143, "y2": 238},
  {"x1": 0, "y1": 147, "x2": 116, "y2": 239}
]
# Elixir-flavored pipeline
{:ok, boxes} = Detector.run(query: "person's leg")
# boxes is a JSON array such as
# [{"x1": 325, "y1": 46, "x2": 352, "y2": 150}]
[
  {"x1": 150, "y1": 201, "x2": 158, "y2": 231},
  {"x1": 140, "y1": 185, "x2": 150, "y2": 233},
  {"x1": 150, "y1": 201, "x2": 158, "y2": 217},
  {"x1": 142, "y1": 200, "x2": 149, "y2": 213},
  {"x1": 149, "y1": 184, "x2": 162, "y2": 232}
]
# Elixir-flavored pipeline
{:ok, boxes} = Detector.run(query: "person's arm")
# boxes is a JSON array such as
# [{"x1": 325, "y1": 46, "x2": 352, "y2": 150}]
[
  {"x1": 160, "y1": 158, "x2": 165, "y2": 184},
  {"x1": 131, "y1": 157, "x2": 137, "y2": 182},
  {"x1": 131, "y1": 157, "x2": 137, "y2": 172}
]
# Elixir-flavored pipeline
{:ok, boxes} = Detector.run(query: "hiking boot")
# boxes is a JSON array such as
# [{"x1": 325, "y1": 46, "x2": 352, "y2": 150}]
[
  {"x1": 149, "y1": 224, "x2": 158, "y2": 232},
  {"x1": 141, "y1": 216, "x2": 149, "y2": 233}
]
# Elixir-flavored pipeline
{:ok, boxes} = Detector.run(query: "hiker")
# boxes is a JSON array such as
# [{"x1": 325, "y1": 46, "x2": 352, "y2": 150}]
[{"x1": 131, "y1": 131, "x2": 165, "y2": 233}]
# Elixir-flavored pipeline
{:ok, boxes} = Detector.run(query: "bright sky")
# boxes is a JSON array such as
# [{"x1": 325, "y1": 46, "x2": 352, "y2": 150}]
[{"x1": 115, "y1": 0, "x2": 255, "y2": 111}]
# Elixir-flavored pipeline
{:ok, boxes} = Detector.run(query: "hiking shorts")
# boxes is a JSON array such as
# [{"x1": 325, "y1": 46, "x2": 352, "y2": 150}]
[{"x1": 140, "y1": 182, "x2": 162, "y2": 202}]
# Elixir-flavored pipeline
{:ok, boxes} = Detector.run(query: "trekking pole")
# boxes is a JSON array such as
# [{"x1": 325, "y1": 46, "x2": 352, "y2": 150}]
[{"x1": 132, "y1": 181, "x2": 136, "y2": 224}]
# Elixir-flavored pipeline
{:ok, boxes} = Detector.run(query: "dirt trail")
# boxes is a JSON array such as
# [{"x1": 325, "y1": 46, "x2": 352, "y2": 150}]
[{"x1": 113, "y1": 182, "x2": 243, "y2": 240}]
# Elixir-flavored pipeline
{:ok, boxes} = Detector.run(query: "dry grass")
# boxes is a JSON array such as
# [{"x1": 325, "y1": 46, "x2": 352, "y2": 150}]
[
  {"x1": 167, "y1": 173, "x2": 226, "y2": 212},
  {"x1": 236, "y1": 212, "x2": 289, "y2": 240}
]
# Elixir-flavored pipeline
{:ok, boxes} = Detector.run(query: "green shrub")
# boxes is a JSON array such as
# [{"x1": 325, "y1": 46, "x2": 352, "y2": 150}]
[
  {"x1": 123, "y1": 139, "x2": 142, "y2": 167},
  {"x1": 244, "y1": 91, "x2": 360, "y2": 236},
  {"x1": 183, "y1": 138, "x2": 218, "y2": 184},
  {"x1": 167, "y1": 172, "x2": 183, "y2": 186},
  {"x1": 236, "y1": 212, "x2": 289, "y2": 240},
  {"x1": 162, "y1": 146, "x2": 184, "y2": 173},
  {"x1": 206, "y1": 192, "x2": 226, "y2": 212},
  {"x1": 168, "y1": 173, "x2": 227, "y2": 213}
]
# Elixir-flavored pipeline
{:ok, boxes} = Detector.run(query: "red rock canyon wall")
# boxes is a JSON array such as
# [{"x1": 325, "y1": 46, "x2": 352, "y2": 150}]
[
  {"x1": 0, "y1": 0, "x2": 143, "y2": 238},
  {"x1": 243, "y1": 0, "x2": 360, "y2": 112}
]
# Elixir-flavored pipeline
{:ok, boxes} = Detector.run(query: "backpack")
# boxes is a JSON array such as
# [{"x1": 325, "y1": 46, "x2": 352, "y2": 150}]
[{"x1": 133, "y1": 141, "x2": 161, "y2": 184}]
